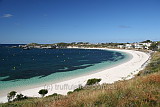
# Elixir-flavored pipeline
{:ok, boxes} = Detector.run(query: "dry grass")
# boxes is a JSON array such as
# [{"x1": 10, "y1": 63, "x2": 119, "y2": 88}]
[
  {"x1": 47, "y1": 72, "x2": 160, "y2": 107},
  {"x1": 139, "y1": 51, "x2": 160, "y2": 75}
]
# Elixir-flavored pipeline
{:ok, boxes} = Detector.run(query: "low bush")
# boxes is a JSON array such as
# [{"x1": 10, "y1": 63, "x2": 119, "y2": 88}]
[
  {"x1": 38, "y1": 89, "x2": 48, "y2": 97},
  {"x1": 86, "y1": 78, "x2": 101, "y2": 85}
]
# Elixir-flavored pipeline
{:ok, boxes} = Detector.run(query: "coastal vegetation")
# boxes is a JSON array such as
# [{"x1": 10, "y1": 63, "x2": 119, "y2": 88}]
[
  {"x1": 13, "y1": 94, "x2": 28, "y2": 101},
  {"x1": 9, "y1": 40, "x2": 160, "y2": 51},
  {"x1": 86, "y1": 78, "x2": 101, "y2": 85},
  {"x1": 7, "y1": 91, "x2": 28, "y2": 102},
  {"x1": 1, "y1": 51, "x2": 160, "y2": 107},
  {"x1": 138, "y1": 51, "x2": 160, "y2": 75},
  {"x1": 149, "y1": 42, "x2": 159, "y2": 51},
  {"x1": 38, "y1": 89, "x2": 48, "y2": 97},
  {"x1": 46, "y1": 93, "x2": 62, "y2": 98},
  {"x1": 7, "y1": 91, "x2": 17, "y2": 102}
]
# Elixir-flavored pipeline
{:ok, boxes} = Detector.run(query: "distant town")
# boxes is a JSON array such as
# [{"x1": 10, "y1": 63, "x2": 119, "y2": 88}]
[{"x1": 9, "y1": 40, "x2": 160, "y2": 51}]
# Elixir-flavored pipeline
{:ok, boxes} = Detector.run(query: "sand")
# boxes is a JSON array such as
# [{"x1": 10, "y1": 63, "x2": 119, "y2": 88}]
[{"x1": 0, "y1": 48, "x2": 150, "y2": 103}]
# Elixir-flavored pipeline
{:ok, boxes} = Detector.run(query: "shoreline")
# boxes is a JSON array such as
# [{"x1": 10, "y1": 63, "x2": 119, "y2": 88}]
[
  {"x1": 0, "y1": 48, "x2": 131, "y2": 96},
  {"x1": 0, "y1": 48, "x2": 150, "y2": 103}
]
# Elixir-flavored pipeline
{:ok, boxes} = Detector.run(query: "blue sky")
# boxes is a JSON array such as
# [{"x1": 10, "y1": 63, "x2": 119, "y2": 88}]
[{"x1": 0, "y1": 0, "x2": 160, "y2": 44}]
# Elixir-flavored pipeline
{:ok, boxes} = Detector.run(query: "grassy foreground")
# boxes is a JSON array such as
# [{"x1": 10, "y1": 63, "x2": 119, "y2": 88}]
[{"x1": 0, "y1": 52, "x2": 160, "y2": 107}]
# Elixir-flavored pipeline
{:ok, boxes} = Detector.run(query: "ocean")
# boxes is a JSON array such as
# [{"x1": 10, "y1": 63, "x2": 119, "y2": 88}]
[{"x1": 0, "y1": 45, "x2": 131, "y2": 95}]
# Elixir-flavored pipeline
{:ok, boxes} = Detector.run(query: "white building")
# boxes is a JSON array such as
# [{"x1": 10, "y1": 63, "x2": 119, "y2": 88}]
[
  {"x1": 141, "y1": 43, "x2": 152, "y2": 47},
  {"x1": 134, "y1": 43, "x2": 143, "y2": 49},
  {"x1": 117, "y1": 45, "x2": 124, "y2": 49},
  {"x1": 140, "y1": 43, "x2": 152, "y2": 49},
  {"x1": 125, "y1": 44, "x2": 132, "y2": 49},
  {"x1": 41, "y1": 46, "x2": 56, "y2": 49},
  {"x1": 133, "y1": 42, "x2": 151, "y2": 49}
]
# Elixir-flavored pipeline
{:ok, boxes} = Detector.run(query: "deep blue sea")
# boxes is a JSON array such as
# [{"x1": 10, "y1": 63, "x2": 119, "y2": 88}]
[{"x1": 0, "y1": 44, "x2": 131, "y2": 95}]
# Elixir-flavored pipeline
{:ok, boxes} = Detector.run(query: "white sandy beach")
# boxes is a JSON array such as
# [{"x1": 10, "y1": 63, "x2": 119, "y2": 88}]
[{"x1": 0, "y1": 48, "x2": 150, "y2": 103}]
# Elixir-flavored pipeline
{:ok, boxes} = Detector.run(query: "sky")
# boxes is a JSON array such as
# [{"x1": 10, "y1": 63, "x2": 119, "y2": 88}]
[{"x1": 0, "y1": 0, "x2": 160, "y2": 44}]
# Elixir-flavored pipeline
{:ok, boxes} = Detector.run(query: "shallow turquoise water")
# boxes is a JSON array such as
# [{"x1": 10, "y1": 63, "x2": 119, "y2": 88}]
[{"x1": 0, "y1": 48, "x2": 131, "y2": 95}]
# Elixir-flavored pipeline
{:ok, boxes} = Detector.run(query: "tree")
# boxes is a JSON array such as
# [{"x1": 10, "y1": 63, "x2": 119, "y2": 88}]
[
  {"x1": 7, "y1": 91, "x2": 17, "y2": 102},
  {"x1": 38, "y1": 89, "x2": 48, "y2": 97},
  {"x1": 14, "y1": 94, "x2": 27, "y2": 101},
  {"x1": 149, "y1": 43, "x2": 158, "y2": 51},
  {"x1": 141, "y1": 40, "x2": 152, "y2": 43},
  {"x1": 16, "y1": 94, "x2": 23, "y2": 100},
  {"x1": 86, "y1": 78, "x2": 101, "y2": 85}
]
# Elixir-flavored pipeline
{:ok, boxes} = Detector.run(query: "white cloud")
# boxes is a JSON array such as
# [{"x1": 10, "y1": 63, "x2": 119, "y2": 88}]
[{"x1": 2, "y1": 14, "x2": 13, "y2": 18}]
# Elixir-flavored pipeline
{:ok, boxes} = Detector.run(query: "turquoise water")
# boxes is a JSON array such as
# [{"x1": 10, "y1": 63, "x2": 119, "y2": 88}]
[{"x1": 0, "y1": 47, "x2": 131, "y2": 95}]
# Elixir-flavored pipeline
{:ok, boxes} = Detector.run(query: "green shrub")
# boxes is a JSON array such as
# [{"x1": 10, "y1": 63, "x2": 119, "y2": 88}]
[
  {"x1": 86, "y1": 78, "x2": 101, "y2": 85},
  {"x1": 67, "y1": 91, "x2": 73, "y2": 95},
  {"x1": 38, "y1": 89, "x2": 48, "y2": 97},
  {"x1": 13, "y1": 94, "x2": 28, "y2": 101},
  {"x1": 7, "y1": 91, "x2": 17, "y2": 102},
  {"x1": 46, "y1": 93, "x2": 62, "y2": 97},
  {"x1": 73, "y1": 88, "x2": 83, "y2": 92}
]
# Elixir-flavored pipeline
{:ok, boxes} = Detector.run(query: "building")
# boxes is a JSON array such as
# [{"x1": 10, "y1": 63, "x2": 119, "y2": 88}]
[
  {"x1": 117, "y1": 45, "x2": 125, "y2": 49},
  {"x1": 133, "y1": 42, "x2": 151, "y2": 49},
  {"x1": 141, "y1": 43, "x2": 151, "y2": 47},
  {"x1": 125, "y1": 44, "x2": 132, "y2": 49},
  {"x1": 134, "y1": 43, "x2": 143, "y2": 49},
  {"x1": 34, "y1": 46, "x2": 41, "y2": 48},
  {"x1": 140, "y1": 43, "x2": 152, "y2": 49}
]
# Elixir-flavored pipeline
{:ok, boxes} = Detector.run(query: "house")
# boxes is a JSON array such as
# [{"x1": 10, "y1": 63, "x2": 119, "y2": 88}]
[
  {"x1": 134, "y1": 43, "x2": 143, "y2": 49},
  {"x1": 133, "y1": 42, "x2": 151, "y2": 49},
  {"x1": 117, "y1": 45, "x2": 124, "y2": 49},
  {"x1": 140, "y1": 43, "x2": 152, "y2": 49},
  {"x1": 34, "y1": 46, "x2": 41, "y2": 48},
  {"x1": 141, "y1": 43, "x2": 152, "y2": 47},
  {"x1": 125, "y1": 44, "x2": 132, "y2": 49}
]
